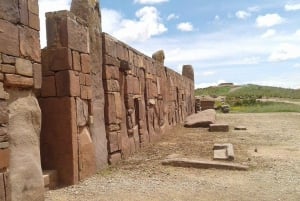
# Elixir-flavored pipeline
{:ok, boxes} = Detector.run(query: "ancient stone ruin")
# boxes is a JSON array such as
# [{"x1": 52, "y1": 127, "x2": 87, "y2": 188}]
[{"x1": 0, "y1": 0, "x2": 195, "y2": 200}]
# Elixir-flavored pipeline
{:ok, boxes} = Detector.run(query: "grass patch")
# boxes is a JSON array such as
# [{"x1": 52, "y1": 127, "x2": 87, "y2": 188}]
[
  {"x1": 195, "y1": 86, "x2": 232, "y2": 97},
  {"x1": 231, "y1": 102, "x2": 300, "y2": 113}
]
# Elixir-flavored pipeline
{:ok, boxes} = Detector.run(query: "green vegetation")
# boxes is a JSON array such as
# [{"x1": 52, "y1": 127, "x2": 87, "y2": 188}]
[{"x1": 196, "y1": 84, "x2": 300, "y2": 113}]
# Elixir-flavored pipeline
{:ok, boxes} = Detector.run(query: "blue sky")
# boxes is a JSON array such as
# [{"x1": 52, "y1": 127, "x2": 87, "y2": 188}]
[{"x1": 39, "y1": 0, "x2": 300, "y2": 89}]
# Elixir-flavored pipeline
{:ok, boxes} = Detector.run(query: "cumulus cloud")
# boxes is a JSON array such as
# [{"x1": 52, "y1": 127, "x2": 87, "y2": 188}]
[
  {"x1": 268, "y1": 43, "x2": 300, "y2": 62},
  {"x1": 236, "y1": 10, "x2": 251, "y2": 19},
  {"x1": 261, "y1": 29, "x2": 276, "y2": 38},
  {"x1": 39, "y1": 0, "x2": 71, "y2": 47},
  {"x1": 167, "y1": 13, "x2": 179, "y2": 21},
  {"x1": 256, "y1": 13, "x2": 284, "y2": 28},
  {"x1": 134, "y1": 0, "x2": 169, "y2": 4},
  {"x1": 102, "y1": 6, "x2": 167, "y2": 43},
  {"x1": 285, "y1": 3, "x2": 300, "y2": 11},
  {"x1": 177, "y1": 22, "x2": 194, "y2": 32}
]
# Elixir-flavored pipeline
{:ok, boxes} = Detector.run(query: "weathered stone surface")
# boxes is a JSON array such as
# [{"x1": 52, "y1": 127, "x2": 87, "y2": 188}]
[
  {"x1": 152, "y1": 50, "x2": 165, "y2": 65},
  {"x1": 71, "y1": 0, "x2": 108, "y2": 170},
  {"x1": 8, "y1": 89, "x2": 44, "y2": 201},
  {"x1": 108, "y1": 131, "x2": 122, "y2": 153},
  {"x1": 104, "y1": 80, "x2": 120, "y2": 92},
  {"x1": 1, "y1": 64, "x2": 16, "y2": 74},
  {"x1": 213, "y1": 143, "x2": 234, "y2": 161},
  {"x1": 33, "y1": 63, "x2": 42, "y2": 89},
  {"x1": 41, "y1": 76, "x2": 56, "y2": 97},
  {"x1": 19, "y1": 0, "x2": 29, "y2": 25},
  {"x1": 209, "y1": 124, "x2": 229, "y2": 132},
  {"x1": 76, "y1": 98, "x2": 88, "y2": 126},
  {"x1": 0, "y1": 142, "x2": 9, "y2": 149},
  {"x1": 182, "y1": 65, "x2": 194, "y2": 81},
  {"x1": 81, "y1": 54, "x2": 90, "y2": 73},
  {"x1": 0, "y1": 148, "x2": 10, "y2": 170},
  {"x1": 0, "y1": 127, "x2": 8, "y2": 143},
  {"x1": 162, "y1": 157, "x2": 248, "y2": 170},
  {"x1": 28, "y1": 0, "x2": 39, "y2": 15},
  {"x1": 72, "y1": 51, "x2": 81, "y2": 71},
  {"x1": 103, "y1": 66, "x2": 119, "y2": 80},
  {"x1": 78, "y1": 127, "x2": 96, "y2": 180},
  {"x1": 5, "y1": 74, "x2": 34, "y2": 88},
  {"x1": 29, "y1": 12, "x2": 39, "y2": 31},
  {"x1": 80, "y1": 85, "x2": 92, "y2": 100},
  {"x1": 109, "y1": 152, "x2": 122, "y2": 165},
  {"x1": 0, "y1": 100, "x2": 9, "y2": 124},
  {"x1": 0, "y1": 82, "x2": 9, "y2": 100},
  {"x1": 1, "y1": 54, "x2": 16, "y2": 64},
  {"x1": 43, "y1": 170, "x2": 57, "y2": 190},
  {"x1": 45, "y1": 47, "x2": 72, "y2": 71},
  {"x1": 39, "y1": 97, "x2": 78, "y2": 185},
  {"x1": 0, "y1": 0, "x2": 19, "y2": 23},
  {"x1": 20, "y1": 26, "x2": 41, "y2": 62},
  {"x1": 184, "y1": 109, "x2": 216, "y2": 128},
  {"x1": 15, "y1": 58, "x2": 33, "y2": 77},
  {"x1": 55, "y1": 70, "x2": 80, "y2": 97}
]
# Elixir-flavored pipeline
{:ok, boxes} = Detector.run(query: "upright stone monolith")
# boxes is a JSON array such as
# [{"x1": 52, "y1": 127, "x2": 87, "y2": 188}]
[{"x1": 71, "y1": 0, "x2": 108, "y2": 169}]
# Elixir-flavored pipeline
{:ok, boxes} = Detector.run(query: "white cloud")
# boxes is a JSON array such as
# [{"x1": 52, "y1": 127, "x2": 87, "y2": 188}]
[
  {"x1": 285, "y1": 3, "x2": 300, "y2": 11},
  {"x1": 261, "y1": 29, "x2": 276, "y2": 38},
  {"x1": 236, "y1": 10, "x2": 251, "y2": 19},
  {"x1": 167, "y1": 13, "x2": 179, "y2": 21},
  {"x1": 202, "y1": 71, "x2": 216, "y2": 76},
  {"x1": 102, "y1": 6, "x2": 167, "y2": 43},
  {"x1": 134, "y1": 0, "x2": 169, "y2": 4},
  {"x1": 215, "y1": 15, "x2": 220, "y2": 21},
  {"x1": 177, "y1": 22, "x2": 194, "y2": 32},
  {"x1": 256, "y1": 13, "x2": 284, "y2": 28},
  {"x1": 195, "y1": 80, "x2": 227, "y2": 89},
  {"x1": 295, "y1": 29, "x2": 300, "y2": 36},
  {"x1": 39, "y1": 0, "x2": 71, "y2": 48},
  {"x1": 268, "y1": 43, "x2": 300, "y2": 62}
]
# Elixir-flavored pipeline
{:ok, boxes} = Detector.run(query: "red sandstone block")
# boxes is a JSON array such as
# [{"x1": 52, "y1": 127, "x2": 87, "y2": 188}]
[
  {"x1": 55, "y1": 70, "x2": 80, "y2": 97},
  {"x1": 105, "y1": 93, "x2": 118, "y2": 124},
  {"x1": 4, "y1": 74, "x2": 33, "y2": 88},
  {"x1": 29, "y1": 12, "x2": 40, "y2": 31},
  {"x1": 19, "y1": 0, "x2": 29, "y2": 25},
  {"x1": 103, "y1": 36, "x2": 117, "y2": 58},
  {"x1": 46, "y1": 47, "x2": 72, "y2": 71},
  {"x1": 15, "y1": 58, "x2": 33, "y2": 77},
  {"x1": 79, "y1": 73, "x2": 85, "y2": 85},
  {"x1": 41, "y1": 76, "x2": 56, "y2": 97},
  {"x1": 103, "y1": 66, "x2": 119, "y2": 80},
  {"x1": 20, "y1": 26, "x2": 41, "y2": 62},
  {"x1": 85, "y1": 74, "x2": 92, "y2": 86},
  {"x1": 0, "y1": 19, "x2": 19, "y2": 57},
  {"x1": 108, "y1": 152, "x2": 121, "y2": 165},
  {"x1": 1, "y1": 54, "x2": 16, "y2": 64},
  {"x1": 104, "y1": 55, "x2": 120, "y2": 66},
  {"x1": 72, "y1": 51, "x2": 81, "y2": 71},
  {"x1": 108, "y1": 131, "x2": 121, "y2": 153},
  {"x1": 28, "y1": 0, "x2": 39, "y2": 15},
  {"x1": 41, "y1": 48, "x2": 55, "y2": 76},
  {"x1": 0, "y1": 148, "x2": 10, "y2": 170},
  {"x1": 33, "y1": 63, "x2": 42, "y2": 89},
  {"x1": 0, "y1": 0, "x2": 20, "y2": 23},
  {"x1": 81, "y1": 54, "x2": 90, "y2": 73},
  {"x1": 80, "y1": 85, "x2": 92, "y2": 100},
  {"x1": 125, "y1": 75, "x2": 135, "y2": 94},
  {"x1": 104, "y1": 79, "x2": 120, "y2": 92},
  {"x1": 116, "y1": 43, "x2": 128, "y2": 61},
  {"x1": 1, "y1": 64, "x2": 16, "y2": 74}
]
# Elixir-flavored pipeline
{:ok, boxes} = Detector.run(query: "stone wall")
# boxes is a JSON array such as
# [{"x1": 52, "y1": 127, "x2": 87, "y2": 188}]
[
  {"x1": 39, "y1": 10, "x2": 96, "y2": 185},
  {"x1": 0, "y1": 0, "x2": 43, "y2": 200},
  {"x1": 102, "y1": 34, "x2": 195, "y2": 164}
]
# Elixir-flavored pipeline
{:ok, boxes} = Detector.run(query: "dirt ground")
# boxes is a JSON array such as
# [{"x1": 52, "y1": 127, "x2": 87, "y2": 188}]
[{"x1": 46, "y1": 113, "x2": 300, "y2": 201}]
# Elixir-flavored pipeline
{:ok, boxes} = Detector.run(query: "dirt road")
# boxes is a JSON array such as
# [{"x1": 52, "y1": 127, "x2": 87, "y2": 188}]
[{"x1": 46, "y1": 113, "x2": 300, "y2": 201}]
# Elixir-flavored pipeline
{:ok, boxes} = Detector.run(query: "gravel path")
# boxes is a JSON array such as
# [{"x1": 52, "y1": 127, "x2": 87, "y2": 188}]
[{"x1": 46, "y1": 113, "x2": 300, "y2": 201}]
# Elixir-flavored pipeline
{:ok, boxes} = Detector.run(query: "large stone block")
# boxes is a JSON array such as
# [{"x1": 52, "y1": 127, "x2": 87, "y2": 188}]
[
  {"x1": 81, "y1": 54, "x2": 90, "y2": 73},
  {"x1": 45, "y1": 47, "x2": 72, "y2": 71},
  {"x1": 0, "y1": 148, "x2": 9, "y2": 170},
  {"x1": 1, "y1": 64, "x2": 16, "y2": 74},
  {"x1": 55, "y1": 70, "x2": 80, "y2": 97},
  {"x1": 15, "y1": 58, "x2": 33, "y2": 77},
  {"x1": 103, "y1": 35, "x2": 117, "y2": 58},
  {"x1": 28, "y1": 0, "x2": 39, "y2": 15},
  {"x1": 76, "y1": 98, "x2": 88, "y2": 127},
  {"x1": 46, "y1": 11, "x2": 89, "y2": 53},
  {"x1": 0, "y1": 0, "x2": 19, "y2": 23},
  {"x1": 39, "y1": 97, "x2": 78, "y2": 185},
  {"x1": 108, "y1": 152, "x2": 121, "y2": 165},
  {"x1": 1, "y1": 54, "x2": 16, "y2": 64},
  {"x1": 4, "y1": 74, "x2": 33, "y2": 88},
  {"x1": 19, "y1": 0, "x2": 29, "y2": 25},
  {"x1": 104, "y1": 79, "x2": 120, "y2": 92},
  {"x1": 108, "y1": 131, "x2": 122, "y2": 153},
  {"x1": 19, "y1": 26, "x2": 40, "y2": 62},
  {"x1": 72, "y1": 51, "x2": 81, "y2": 71},
  {"x1": 0, "y1": 19, "x2": 19, "y2": 57},
  {"x1": 29, "y1": 12, "x2": 39, "y2": 31},
  {"x1": 78, "y1": 127, "x2": 96, "y2": 180},
  {"x1": 33, "y1": 63, "x2": 42, "y2": 89},
  {"x1": 8, "y1": 89, "x2": 44, "y2": 201},
  {"x1": 41, "y1": 76, "x2": 56, "y2": 97},
  {"x1": 0, "y1": 101, "x2": 8, "y2": 124},
  {"x1": 80, "y1": 85, "x2": 92, "y2": 100},
  {"x1": 103, "y1": 66, "x2": 119, "y2": 80},
  {"x1": 104, "y1": 93, "x2": 122, "y2": 124}
]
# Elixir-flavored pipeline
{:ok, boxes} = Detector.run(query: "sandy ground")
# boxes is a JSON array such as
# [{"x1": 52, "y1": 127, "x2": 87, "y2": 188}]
[{"x1": 46, "y1": 113, "x2": 300, "y2": 201}]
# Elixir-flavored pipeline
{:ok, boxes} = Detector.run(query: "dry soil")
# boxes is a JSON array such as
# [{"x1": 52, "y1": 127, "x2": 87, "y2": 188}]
[{"x1": 46, "y1": 113, "x2": 300, "y2": 201}]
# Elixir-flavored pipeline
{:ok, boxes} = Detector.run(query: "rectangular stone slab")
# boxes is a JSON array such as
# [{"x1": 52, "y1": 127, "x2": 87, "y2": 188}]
[{"x1": 162, "y1": 158, "x2": 248, "y2": 171}]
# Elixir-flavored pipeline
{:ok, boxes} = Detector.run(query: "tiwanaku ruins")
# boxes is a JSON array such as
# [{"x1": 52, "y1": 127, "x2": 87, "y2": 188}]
[
  {"x1": 1, "y1": 1, "x2": 300, "y2": 201},
  {"x1": 0, "y1": 0, "x2": 194, "y2": 200}
]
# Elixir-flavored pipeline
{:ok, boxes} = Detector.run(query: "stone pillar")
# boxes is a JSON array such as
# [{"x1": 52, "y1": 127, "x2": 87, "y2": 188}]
[
  {"x1": 71, "y1": 0, "x2": 108, "y2": 170},
  {"x1": 182, "y1": 65, "x2": 194, "y2": 81},
  {"x1": 0, "y1": 0, "x2": 43, "y2": 200},
  {"x1": 39, "y1": 10, "x2": 96, "y2": 185}
]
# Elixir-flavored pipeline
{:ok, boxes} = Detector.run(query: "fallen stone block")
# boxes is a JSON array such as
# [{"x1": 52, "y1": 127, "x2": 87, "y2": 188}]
[
  {"x1": 184, "y1": 109, "x2": 216, "y2": 128},
  {"x1": 209, "y1": 124, "x2": 229, "y2": 132},
  {"x1": 162, "y1": 157, "x2": 248, "y2": 171},
  {"x1": 213, "y1": 143, "x2": 234, "y2": 161},
  {"x1": 234, "y1": 126, "x2": 247, "y2": 130}
]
